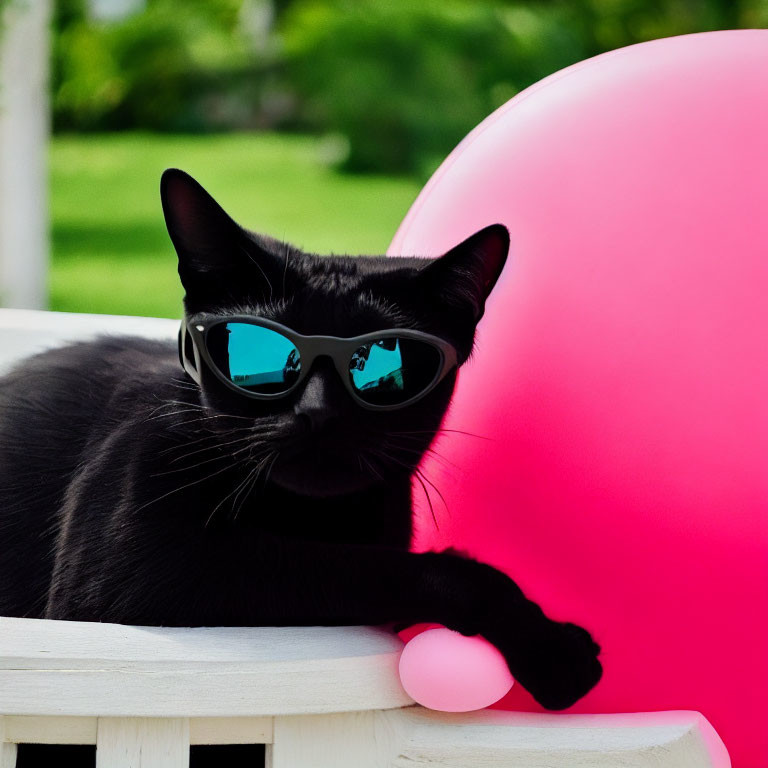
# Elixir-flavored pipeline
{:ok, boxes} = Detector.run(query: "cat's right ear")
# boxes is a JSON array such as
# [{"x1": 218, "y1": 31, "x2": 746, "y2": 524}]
[
  {"x1": 161, "y1": 169, "x2": 242, "y2": 273},
  {"x1": 161, "y1": 169, "x2": 282, "y2": 302}
]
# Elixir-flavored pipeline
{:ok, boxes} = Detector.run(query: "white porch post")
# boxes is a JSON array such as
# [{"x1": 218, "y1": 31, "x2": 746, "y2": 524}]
[{"x1": 0, "y1": 0, "x2": 51, "y2": 309}]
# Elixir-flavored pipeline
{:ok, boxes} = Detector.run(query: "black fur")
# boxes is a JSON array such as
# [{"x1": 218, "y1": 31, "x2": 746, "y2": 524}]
[{"x1": 0, "y1": 169, "x2": 601, "y2": 717}]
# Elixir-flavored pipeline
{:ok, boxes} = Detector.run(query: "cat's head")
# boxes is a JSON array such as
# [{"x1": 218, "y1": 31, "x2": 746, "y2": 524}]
[{"x1": 161, "y1": 168, "x2": 508, "y2": 497}]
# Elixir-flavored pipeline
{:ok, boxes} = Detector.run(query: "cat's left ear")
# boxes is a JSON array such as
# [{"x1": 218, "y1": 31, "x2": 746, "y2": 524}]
[{"x1": 418, "y1": 224, "x2": 509, "y2": 322}]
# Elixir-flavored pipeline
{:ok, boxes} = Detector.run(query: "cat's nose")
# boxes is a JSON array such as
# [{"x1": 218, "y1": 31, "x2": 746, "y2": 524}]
[{"x1": 293, "y1": 359, "x2": 342, "y2": 434}]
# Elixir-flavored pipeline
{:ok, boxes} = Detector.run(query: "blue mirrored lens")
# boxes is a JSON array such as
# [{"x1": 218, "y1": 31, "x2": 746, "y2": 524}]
[
  {"x1": 207, "y1": 322, "x2": 300, "y2": 394},
  {"x1": 349, "y1": 338, "x2": 441, "y2": 406}
]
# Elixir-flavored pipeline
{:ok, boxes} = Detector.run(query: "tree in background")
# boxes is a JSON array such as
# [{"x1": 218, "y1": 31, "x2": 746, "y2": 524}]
[
  {"x1": 52, "y1": 0, "x2": 286, "y2": 131},
  {"x1": 51, "y1": 0, "x2": 768, "y2": 175},
  {"x1": 280, "y1": 0, "x2": 582, "y2": 175},
  {"x1": 279, "y1": 0, "x2": 768, "y2": 175}
]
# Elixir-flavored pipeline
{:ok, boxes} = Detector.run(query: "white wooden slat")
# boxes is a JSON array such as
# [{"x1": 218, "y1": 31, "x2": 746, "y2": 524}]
[
  {"x1": 0, "y1": 718, "x2": 17, "y2": 768},
  {"x1": 1, "y1": 716, "x2": 273, "y2": 746},
  {"x1": 3, "y1": 716, "x2": 97, "y2": 745},
  {"x1": 0, "y1": 617, "x2": 412, "y2": 717},
  {"x1": 267, "y1": 712, "x2": 376, "y2": 768},
  {"x1": 189, "y1": 718, "x2": 273, "y2": 745},
  {"x1": 374, "y1": 708, "x2": 730, "y2": 768},
  {"x1": 96, "y1": 718, "x2": 189, "y2": 768},
  {"x1": 0, "y1": 741, "x2": 16, "y2": 768}
]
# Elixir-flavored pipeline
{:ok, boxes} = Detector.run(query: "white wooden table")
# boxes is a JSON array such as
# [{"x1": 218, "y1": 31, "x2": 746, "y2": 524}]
[{"x1": 0, "y1": 310, "x2": 731, "y2": 767}]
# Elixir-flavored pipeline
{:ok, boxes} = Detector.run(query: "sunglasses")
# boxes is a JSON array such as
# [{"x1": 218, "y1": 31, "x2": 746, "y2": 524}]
[{"x1": 179, "y1": 315, "x2": 459, "y2": 411}]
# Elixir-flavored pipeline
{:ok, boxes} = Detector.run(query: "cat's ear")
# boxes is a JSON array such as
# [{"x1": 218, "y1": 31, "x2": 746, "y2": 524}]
[
  {"x1": 161, "y1": 168, "x2": 243, "y2": 271},
  {"x1": 418, "y1": 224, "x2": 509, "y2": 322},
  {"x1": 161, "y1": 168, "x2": 283, "y2": 301}
]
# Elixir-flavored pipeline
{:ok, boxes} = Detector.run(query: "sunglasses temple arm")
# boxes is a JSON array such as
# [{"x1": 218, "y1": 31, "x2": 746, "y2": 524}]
[
  {"x1": 442, "y1": 346, "x2": 459, "y2": 379},
  {"x1": 178, "y1": 322, "x2": 203, "y2": 386}
]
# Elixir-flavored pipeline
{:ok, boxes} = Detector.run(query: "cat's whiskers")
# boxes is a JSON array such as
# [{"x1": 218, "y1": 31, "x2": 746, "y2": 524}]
[
  {"x1": 230, "y1": 440, "x2": 275, "y2": 460},
  {"x1": 156, "y1": 398, "x2": 206, "y2": 410},
  {"x1": 229, "y1": 463, "x2": 263, "y2": 524},
  {"x1": 158, "y1": 426, "x2": 254, "y2": 457},
  {"x1": 359, "y1": 453, "x2": 384, "y2": 483},
  {"x1": 240, "y1": 244, "x2": 274, "y2": 301},
  {"x1": 157, "y1": 412, "x2": 256, "y2": 432},
  {"x1": 366, "y1": 446, "x2": 446, "y2": 531},
  {"x1": 207, "y1": 453, "x2": 270, "y2": 528},
  {"x1": 143, "y1": 407, "x2": 205, "y2": 423},
  {"x1": 166, "y1": 429, "x2": 259, "y2": 465},
  {"x1": 158, "y1": 424, "x2": 284, "y2": 475},
  {"x1": 381, "y1": 434, "x2": 460, "y2": 472},
  {"x1": 169, "y1": 378, "x2": 199, "y2": 391},
  {"x1": 134, "y1": 459, "x2": 246, "y2": 514},
  {"x1": 263, "y1": 450, "x2": 279, "y2": 487},
  {"x1": 412, "y1": 472, "x2": 438, "y2": 531},
  {"x1": 150, "y1": 430, "x2": 279, "y2": 523},
  {"x1": 282, "y1": 243, "x2": 290, "y2": 296},
  {"x1": 151, "y1": 446, "x2": 249, "y2": 477},
  {"x1": 389, "y1": 428, "x2": 493, "y2": 441},
  {"x1": 232, "y1": 450, "x2": 279, "y2": 524},
  {"x1": 145, "y1": 394, "x2": 258, "y2": 427},
  {"x1": 414, "y1": 467, "x2": 449, "y2": 515},
  {"x1": 146, "y1": 397, "x2": 206, "y2": 416}
]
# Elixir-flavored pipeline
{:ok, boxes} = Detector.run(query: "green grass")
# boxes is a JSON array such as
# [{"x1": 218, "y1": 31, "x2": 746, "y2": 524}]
[{"x1": 50, "y1": 132, "x2": 423, "y2": 318}]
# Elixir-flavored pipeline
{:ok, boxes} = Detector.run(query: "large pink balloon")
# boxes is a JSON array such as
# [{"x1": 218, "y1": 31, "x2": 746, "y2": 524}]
[{"x1": 389, "y1": 30, "x2": 768, "y2": 768}]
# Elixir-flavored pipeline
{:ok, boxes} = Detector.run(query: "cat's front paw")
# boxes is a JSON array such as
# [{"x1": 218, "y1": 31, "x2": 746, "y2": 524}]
[{"x1": 493, "y1": 619, "x2": 603, "y2": 710}]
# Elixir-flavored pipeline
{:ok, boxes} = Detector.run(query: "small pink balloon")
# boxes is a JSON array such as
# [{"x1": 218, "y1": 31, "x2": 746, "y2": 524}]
[{"x1": 398, "y1": 627, "x2": 514, "y2": 712}]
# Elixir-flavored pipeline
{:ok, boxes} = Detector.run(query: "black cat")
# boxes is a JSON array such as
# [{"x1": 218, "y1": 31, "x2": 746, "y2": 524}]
[{"x1": 0, "y1": 169, "x2": 601, "y2": 717}]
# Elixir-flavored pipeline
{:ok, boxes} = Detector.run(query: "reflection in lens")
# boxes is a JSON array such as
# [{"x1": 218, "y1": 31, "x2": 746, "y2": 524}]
[
  {"x1": 207, "y1": 322, "x2": 300, "y2": 394},
  {"x1": 349, "y1": 338, "x2": 441, "y2": 406}
]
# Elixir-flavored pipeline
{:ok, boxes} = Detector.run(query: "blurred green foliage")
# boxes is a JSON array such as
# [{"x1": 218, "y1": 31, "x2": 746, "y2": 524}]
[
  {"x1": 50, "y1": 132, "x2": 421, "y2": 317},
  {"x1": 280, "y1": 0, "x2": 581, "y2": 174},
  {"x1": 53, "y1": 0, "x2": 281, "y2": 131},
  {"x1": 52, "y1": 0, "x2": 768, "y2": 174},
  {"x1": 280, "y1": 0, "x2": 768, "y2": 174}
]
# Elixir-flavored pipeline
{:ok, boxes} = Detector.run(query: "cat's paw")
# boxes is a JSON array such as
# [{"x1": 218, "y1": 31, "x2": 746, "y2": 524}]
[
  {"x1": 419, "y1": 550, "x2": 602, "y2": 709},
  {"x1": 495, "y1": 619, "x2": 603, "y2": 710}
]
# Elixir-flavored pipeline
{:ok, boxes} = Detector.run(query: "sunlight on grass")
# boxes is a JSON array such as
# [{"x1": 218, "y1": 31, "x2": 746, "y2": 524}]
[{"x1": 50, "y1": 133, "x2": 422, "y2": 318}]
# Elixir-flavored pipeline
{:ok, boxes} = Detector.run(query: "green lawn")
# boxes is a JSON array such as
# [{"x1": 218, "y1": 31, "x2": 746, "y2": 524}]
[{"x1": 50, "y1": 133, "x2": 423, "y2": 318}]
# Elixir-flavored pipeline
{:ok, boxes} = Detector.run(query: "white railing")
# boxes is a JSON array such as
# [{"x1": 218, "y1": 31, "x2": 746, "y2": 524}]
[
  {"x1": 0, "y1": 310, "x2": 731, "y2": 767},
  {"x1": 0, "y1": 616, "x2": 728, "y2": 768}
]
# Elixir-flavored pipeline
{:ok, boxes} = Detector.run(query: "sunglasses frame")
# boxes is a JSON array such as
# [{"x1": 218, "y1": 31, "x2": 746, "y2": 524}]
[{"x1": 179, "y1": 314, "x2": 459, "y2": 411}]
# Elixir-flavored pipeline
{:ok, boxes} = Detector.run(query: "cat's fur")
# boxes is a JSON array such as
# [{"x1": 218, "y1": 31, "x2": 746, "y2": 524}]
[{"x1": 0, "y1": 170, "x2": 601, "y2": 715}]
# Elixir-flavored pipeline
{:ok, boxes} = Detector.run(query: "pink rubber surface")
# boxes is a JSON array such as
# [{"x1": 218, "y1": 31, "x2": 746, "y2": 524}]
[{"x1": 389, "y1": 30, "x2": 768, "y2": 768}]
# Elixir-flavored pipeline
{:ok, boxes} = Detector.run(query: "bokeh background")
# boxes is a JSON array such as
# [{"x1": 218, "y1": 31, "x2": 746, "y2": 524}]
[{"x1": 1, "y1": 0, "x2": 766, "y2": 318}]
